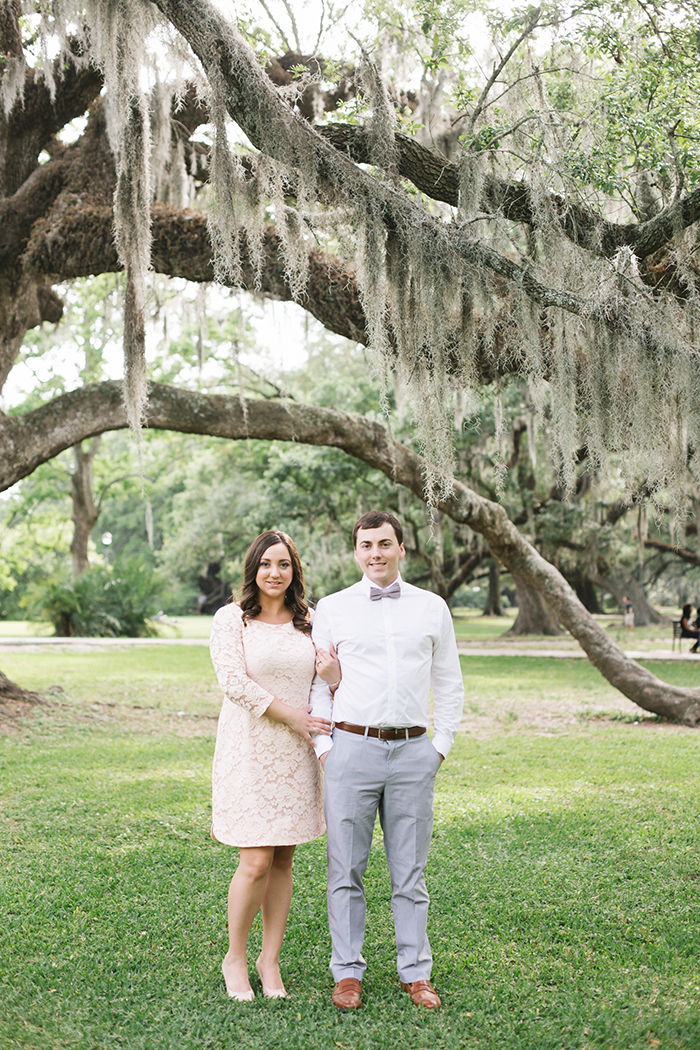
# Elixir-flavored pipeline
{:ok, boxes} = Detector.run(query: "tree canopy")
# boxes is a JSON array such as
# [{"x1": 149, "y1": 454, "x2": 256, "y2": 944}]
[{"x1": 3, "y1": 0, "x2": 700, "y2": 723}]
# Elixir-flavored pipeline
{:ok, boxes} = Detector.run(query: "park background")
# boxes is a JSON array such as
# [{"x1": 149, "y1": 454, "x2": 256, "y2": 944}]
[{"x1": 3, "y1": 0, "x2": 700, "y2": 1046}]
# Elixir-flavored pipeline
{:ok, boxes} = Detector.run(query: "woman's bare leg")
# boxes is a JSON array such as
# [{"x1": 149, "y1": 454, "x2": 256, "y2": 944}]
[
  {"x1": 223, "y1": 846, "x2": 275, "y2": 994},
  {"x1": 257, "y1": 845, "x2": 296, "y2": 991}
]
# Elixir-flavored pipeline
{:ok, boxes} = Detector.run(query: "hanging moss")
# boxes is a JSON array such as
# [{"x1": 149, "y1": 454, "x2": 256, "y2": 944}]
[{"x1": 17, "y1": 1, "x2": 700, "y2": 527}]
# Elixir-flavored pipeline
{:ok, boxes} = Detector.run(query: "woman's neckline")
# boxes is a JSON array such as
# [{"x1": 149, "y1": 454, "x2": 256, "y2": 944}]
[{"x1": 233, "y1": 600, "x2": 293, "y2": 626}]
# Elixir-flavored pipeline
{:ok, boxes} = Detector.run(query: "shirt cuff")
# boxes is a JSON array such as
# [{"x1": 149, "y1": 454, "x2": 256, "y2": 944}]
[
  {"x1": 431, "y1": 731, "x2": 453, "y2": 759},
  {"x1": 314, "y1": 734, "x2": 333, "y2": 758}
]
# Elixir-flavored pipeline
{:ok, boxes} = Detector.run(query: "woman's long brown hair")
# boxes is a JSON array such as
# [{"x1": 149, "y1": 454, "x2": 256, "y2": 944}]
[{"x1": 236, "y1": 531, "x2": 311, "y2": 634}]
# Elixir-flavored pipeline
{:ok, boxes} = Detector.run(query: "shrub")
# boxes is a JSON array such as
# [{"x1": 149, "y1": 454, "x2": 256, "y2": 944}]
[{"x1": 27, "y1": 560, "x2": 163, "y2": 637}]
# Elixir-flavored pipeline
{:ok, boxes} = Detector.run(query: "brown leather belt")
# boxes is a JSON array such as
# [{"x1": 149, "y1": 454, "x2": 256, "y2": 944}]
[{"x1": 334, "y1": 721, "x2": 426, "y2": 741}]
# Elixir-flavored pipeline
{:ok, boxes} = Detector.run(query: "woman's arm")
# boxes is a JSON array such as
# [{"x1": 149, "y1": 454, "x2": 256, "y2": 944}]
[
  {"x1": 314, "y1": 642, "x2": 341, "y2": 692},
  {"x1": 264, "y1": 698, "x2": 331, "y2": 745},
  {"x1": 209, "y1": 606, "x2": 275, "y2": 716}
]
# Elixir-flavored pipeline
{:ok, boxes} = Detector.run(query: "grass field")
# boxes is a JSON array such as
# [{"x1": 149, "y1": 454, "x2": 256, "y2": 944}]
[
  {"x1": 0, "y1": 609, "x2": 683, "y2": 651},
  {"x1": 1, "y1": 648, "x2": 700, "y2": 1049},
  {"x1": 0, "y1": 616, "x2": 214, "y2": 640}
]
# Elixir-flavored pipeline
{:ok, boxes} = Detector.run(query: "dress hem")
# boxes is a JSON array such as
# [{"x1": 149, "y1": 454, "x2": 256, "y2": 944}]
[{"x1": 211, "y1": 824, "x2": 326, "y2": 848}]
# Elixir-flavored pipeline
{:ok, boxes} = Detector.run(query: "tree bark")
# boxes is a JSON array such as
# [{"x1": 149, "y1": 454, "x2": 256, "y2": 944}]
[
  {"x1": 0, "y1": 40, "x2": 102, "y2": 198},
  {"x1": 0, "y1": 275, "x2": 63, "y2": 391},
  {"x1": 2, "y1": 381, "x2": 699, "y2": 724},
  {"x1": 69, "y1": 438, "x2": 101, "y2": 576},
  {"x1": 482, "y1": 559, "x2": 504, "y2": 617},
  {"x1": 0, "y1": 670, "x2": 45, "y2": 707},
  {"x1": 506, "y1": 574, "x2": 562, "y2": 636},
  {"x1": 564, "y1": 567, "x2": 603, "y2": 614}
]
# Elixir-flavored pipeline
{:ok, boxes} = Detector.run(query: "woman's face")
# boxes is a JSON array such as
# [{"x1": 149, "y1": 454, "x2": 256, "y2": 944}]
[{"x1": 255, "y1": 542, "x2": 294, "y2": 601}]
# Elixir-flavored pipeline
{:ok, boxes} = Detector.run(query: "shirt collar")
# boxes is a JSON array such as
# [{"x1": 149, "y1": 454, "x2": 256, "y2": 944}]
[{"x1": 360, "y1": 572, "x2": 403, "y2": 597}]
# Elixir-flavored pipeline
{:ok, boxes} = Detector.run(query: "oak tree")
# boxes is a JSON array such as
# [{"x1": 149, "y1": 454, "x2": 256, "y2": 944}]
[{"x1": 2, "y1": 0, "x2": 700, "y2": 723}]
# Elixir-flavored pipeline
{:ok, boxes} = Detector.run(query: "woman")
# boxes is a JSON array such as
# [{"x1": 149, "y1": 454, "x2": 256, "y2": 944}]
[
  {"x1": 680, "y1": 603, "x2": 700, "y2": 653},
  {"x1": 210, "y1": 531, "x2": 339, "y2": 1001}
]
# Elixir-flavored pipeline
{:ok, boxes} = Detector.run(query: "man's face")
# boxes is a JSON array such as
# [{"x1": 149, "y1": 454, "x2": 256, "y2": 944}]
[{"x1": 354, "y1": 523, "x2": 405, "y2": 587}]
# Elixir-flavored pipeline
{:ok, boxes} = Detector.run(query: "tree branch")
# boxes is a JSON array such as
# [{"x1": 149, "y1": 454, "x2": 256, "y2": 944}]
[
  {"x1": 465, "y1": 6, "x2": 542, "y2": 138},
  {"x1": 317, "y1": 123, "x2": 700, "y2": 266},
  {"x1": 2, "y1": 379, "x2": 699, "y2": 723},
  {"x1": 2, "y1": 43, "x2": 103, "y2": 197},
  {"x1": 644, "y1": 537, "x2": 700, "y2": 567}
]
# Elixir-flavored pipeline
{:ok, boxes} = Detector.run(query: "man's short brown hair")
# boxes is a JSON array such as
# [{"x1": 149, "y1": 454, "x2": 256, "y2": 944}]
[{"x1": 352, "y1": 510, "x2": 403, "y2": 548}]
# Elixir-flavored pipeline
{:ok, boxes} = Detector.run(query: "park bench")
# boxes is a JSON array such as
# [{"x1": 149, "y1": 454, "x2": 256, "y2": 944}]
[{"x1": 672, "y1": 619, "x2": 700, "y2": 652}]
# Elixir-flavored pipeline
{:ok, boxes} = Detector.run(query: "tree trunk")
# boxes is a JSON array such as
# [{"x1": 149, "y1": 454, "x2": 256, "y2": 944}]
[
  {"x1": 0, "y1": 670, "x2": 45, "y2": 706},
  {"x1": 0, "y1": 275, "x2": 63, "y2": 391},
  {"x1": 565, "y1": 567, "x2": 603, "y2": 614},
  {"x1": 592, "y1": 569, "x2": 666, "y2": 626},
  {"x1": 506, "y1": 574, "x2": 562, "y2": 635},
  {"x1": 69, "y1": 437, "x2": 101, "y2": 575},
  {"x1": 482, "y1": 558, "x2": 503, "y2": 616},
  {"x1": 2, "y1": 384, "x2": 700, "y2": 724}
]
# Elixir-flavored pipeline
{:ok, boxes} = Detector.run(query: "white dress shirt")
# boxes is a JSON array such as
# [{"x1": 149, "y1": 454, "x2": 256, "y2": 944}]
[{"x1": 310, "y1": 574, "x2": 464, "y2": 759}]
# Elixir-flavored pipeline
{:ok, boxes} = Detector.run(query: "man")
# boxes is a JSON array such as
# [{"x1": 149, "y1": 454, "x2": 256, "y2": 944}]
[{"x1": 310, "y1": 510, "x2": 465, "y2": 1011}]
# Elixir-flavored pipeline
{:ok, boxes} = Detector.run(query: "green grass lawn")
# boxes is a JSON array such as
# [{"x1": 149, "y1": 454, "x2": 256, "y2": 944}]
[
  {"x1": 0, "y1": 620, "x2": 54, "y2": 637},
  {"x1": 0, "y1": 615, "x2": 214, "y2": 640},
  {"x1": 1, "y1": 650, "x2": 700, "y2": 1049},
  {"x1": 451, "y1": 609, "x2": 517, "y2": 642},
  {"x1": 0, "y1": 610, "x2": 682, "y2": 651}
]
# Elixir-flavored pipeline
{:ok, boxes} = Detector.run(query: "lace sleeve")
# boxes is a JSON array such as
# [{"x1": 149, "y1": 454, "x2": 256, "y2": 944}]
[{"x1": 209, "y1": 605, "x2": 274, "y2": 717}]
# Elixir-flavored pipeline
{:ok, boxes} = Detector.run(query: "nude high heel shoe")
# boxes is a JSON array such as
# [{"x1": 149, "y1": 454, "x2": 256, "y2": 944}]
[
  {"x1": 256, "y1": 957, "x2": 287, "y2": 999},
  {"x1": 222, "y1": 957, "x2": 255, "y2": 1002}
]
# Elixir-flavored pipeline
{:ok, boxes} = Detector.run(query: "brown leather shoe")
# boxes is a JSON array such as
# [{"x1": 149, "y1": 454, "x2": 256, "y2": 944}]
[
  {"x1": 332, "y1": 977, "x2": 362, "y2": 1010},
  {"x1": 401, "y1": 979, "x2": 441, "y2": 1009}
]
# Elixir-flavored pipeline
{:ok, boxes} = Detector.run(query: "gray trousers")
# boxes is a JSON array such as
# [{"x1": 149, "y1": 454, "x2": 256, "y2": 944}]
[{"x1": 323, "y1": 729, "x2": 442, "y2": 982}]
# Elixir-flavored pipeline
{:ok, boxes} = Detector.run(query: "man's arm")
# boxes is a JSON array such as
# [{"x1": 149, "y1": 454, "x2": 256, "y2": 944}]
[
  {"x1": 430, "y1": 602, "x2": 465, "y2": 760},
  {"x1": 310, "y1": 599, "x2": 335, "y2": 758}
]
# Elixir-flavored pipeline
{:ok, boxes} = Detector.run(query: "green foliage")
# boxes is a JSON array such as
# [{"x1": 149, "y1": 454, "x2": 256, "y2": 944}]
[
  {"x1": 15, "y1": 276, "x2": 123, "y2": 409},
  {"x1": 0, "y1": 483, "x2": 73, "y2": 618},
  {"x1": 26, "y1": 560, "x2": 163, "y2": 637}
]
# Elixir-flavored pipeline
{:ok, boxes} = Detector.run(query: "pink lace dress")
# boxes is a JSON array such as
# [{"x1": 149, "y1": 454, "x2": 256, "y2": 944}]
[{"x1": 210, "y1": 603, "x2": 325, "y2": 847}]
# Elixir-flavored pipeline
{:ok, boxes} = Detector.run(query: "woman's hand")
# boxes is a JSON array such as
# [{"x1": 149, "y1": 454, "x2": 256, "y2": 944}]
[
  {"x1": 285, "y1": 705, "x2": 332, "y2": 745},
  {"x1": 315, "y1": 643, "x2": 341, "y2": 689},
  {"x1": 265, "y1": 698, "x2": 331, "y2": 745}
]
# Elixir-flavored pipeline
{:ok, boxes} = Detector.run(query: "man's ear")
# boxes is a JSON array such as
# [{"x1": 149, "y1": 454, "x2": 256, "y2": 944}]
[{"x1": 399, "y1": 544, "x2": 406, "y2": 559}]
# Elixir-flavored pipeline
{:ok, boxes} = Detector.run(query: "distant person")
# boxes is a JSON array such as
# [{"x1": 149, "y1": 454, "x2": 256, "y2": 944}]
[
  {"x1": 209, "y1": 531, "x2": 339, "y2": 1001},
  {"x1": 680, "y1": 603, "x2": 699, "y2": 654},
  {"x1": 310, "y1": 510, "x2": 464, "y2": 1012},
  {"x1": 622, "y1": 595, "x2": 634, "y2": 630}
]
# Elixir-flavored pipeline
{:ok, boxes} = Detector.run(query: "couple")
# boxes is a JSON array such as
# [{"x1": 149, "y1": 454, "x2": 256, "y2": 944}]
[{"x1": 209, "y1": 511, "x2": 465, "y2": 1009}]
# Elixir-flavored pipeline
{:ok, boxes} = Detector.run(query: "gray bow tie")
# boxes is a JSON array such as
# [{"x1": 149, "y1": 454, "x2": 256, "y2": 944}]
[{"x1": 369, "y1": 581, "x2": 401, "y2": 601}]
